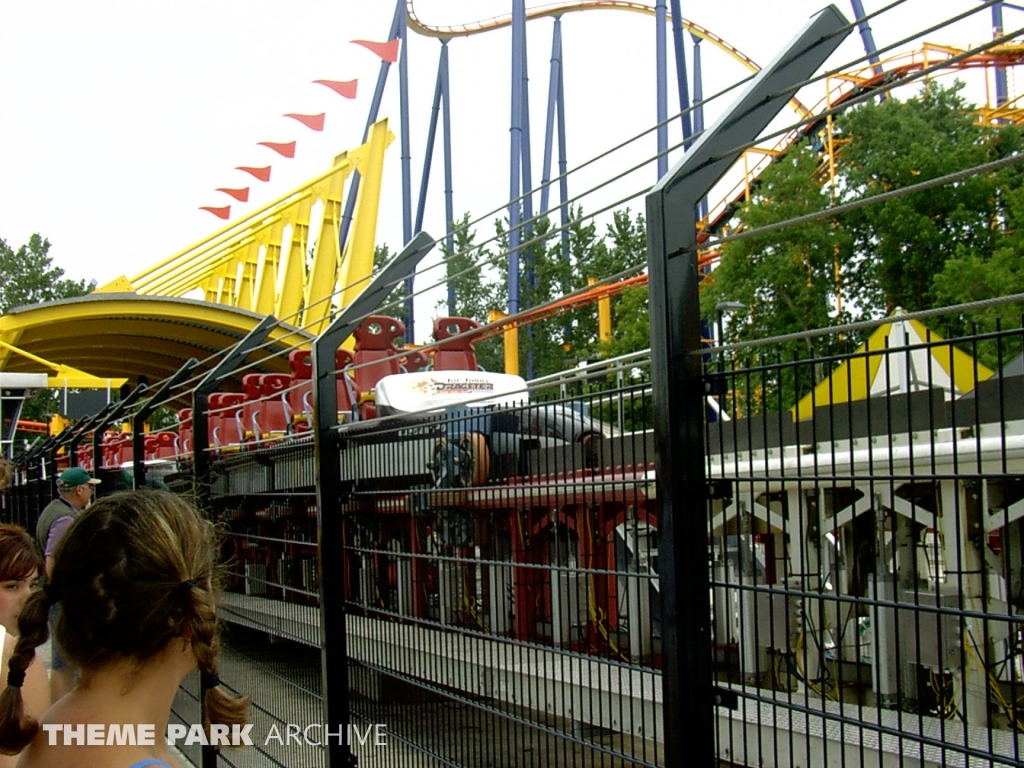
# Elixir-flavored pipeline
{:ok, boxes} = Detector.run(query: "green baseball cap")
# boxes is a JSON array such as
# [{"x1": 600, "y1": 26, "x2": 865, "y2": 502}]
[{"x1": 58, "y1": 468, "x2": 101, "y2": 487}]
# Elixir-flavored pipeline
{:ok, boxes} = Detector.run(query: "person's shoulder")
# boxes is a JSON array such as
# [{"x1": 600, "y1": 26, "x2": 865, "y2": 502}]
[{"x1": 40, "y1": 498, "x2": 70, "y2": 518}]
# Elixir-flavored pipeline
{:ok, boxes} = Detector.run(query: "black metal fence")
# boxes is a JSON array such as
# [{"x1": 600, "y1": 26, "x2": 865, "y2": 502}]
[
  {"x1": 6, "y1": 319, "x2": 1024, "y2": 767},
  {"x1": 702, "y1": 315, "x2": 1024, "y2": 768}
]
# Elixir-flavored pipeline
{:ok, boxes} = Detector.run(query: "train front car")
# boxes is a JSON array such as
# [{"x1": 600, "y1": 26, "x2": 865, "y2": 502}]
[{"x1": 379, "y1": 369, "x2": 528, "y2": 489}]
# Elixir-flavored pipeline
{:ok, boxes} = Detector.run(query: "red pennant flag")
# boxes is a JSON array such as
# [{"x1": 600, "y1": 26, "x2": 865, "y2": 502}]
[
  {"x1": 199, "y1": 205, "x2": 231, "y2": 220},
  {"x1": 313, "y1": 79, "x2": 358, "y2": 99},
  {"x1": 351, "y1": 39, "x2": 400, "y2": 63},
  {"x1": 236, "y1": 166, "x2": 271, "y2": 182},
  {"x1": 284, "y1": 112, "x2": 325, "y2": 131},
  {"x1": 216, "y1": 187, "x2": 250, "y2": 202},
  {"x1": 258, "y1": 141, "x2": 296, "y2": 158}
]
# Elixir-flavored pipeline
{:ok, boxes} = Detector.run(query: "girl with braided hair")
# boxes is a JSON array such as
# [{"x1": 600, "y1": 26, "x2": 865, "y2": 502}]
[
  {"x1": 0, "y1": 490, "x2": 249, "y2": 767},
  {"x1": 0, "y1": 526, "x2": 49, "y2": 768}
]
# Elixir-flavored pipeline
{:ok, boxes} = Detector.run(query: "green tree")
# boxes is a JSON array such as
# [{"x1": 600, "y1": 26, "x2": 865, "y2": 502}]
[
  {"x1": 0, "y1": 234, "x2": 92, "y2": 314},
  {"x1": 700, "y1": 142, "x2": 847, "y2": 349},
  {"x1": 590, "y1": 209, "x2": 650, "y2": 360},
  {"x1": 437, "y1": 215, "x2": 505, "y2": 372},
  {"x1": 372, "y1": 243, "x2": 410, "y2": 326},
  {"x1": 839, "y1": 82, "x2": 1012, "y2": 315},
  {"x1": 702, "y1": 82, "x2": 1024, "y2": 407}
]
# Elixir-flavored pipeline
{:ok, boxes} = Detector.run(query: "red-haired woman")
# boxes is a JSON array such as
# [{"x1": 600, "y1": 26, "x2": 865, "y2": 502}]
[{"x1": 0, "y1": 462, "x2": 50, "y2": 767}]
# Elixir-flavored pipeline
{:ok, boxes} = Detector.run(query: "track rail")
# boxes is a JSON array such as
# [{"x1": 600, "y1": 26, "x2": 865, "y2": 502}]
[{"x1": 406, "y1": 0, "x2": 811, "y2": 117}]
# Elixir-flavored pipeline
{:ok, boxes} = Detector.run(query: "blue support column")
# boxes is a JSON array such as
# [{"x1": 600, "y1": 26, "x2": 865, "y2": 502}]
[
  {"x1": 516, "y1": 6, "x2": 536, "y2": 380},
  {"x1": 338, "y1": 1, "x2": 403, "y2": 265},
  {"x1": 668, "y1": 0, "x2": 692, "y2": 143},
  {"x1": 413, "y1": 53, "x2": 444, "y2": 234},
  {"x1": 655, "y1": 0, "x2": 668, "y2": 178},
  {"x1": 508, "y1": 0, "x2": 525, "y2": 318},
  {"x1": 849, "y1": 0, "x2": 884, "y2": 77},
  {"x1": 691, "y1": 33, "x2": 707, "y2": 222},
  {"x1": 399, "y1": 8, "x2": 416, "y2": 342},
  {"x1": 540, "y1": 18, "x2": 562, "y2": 218},
  {"x1": 441, "y1": 42, "x2": 456, "y2": 315},
  {"x1": 993, "y1": 2, "x2": 1009, "y2": 106},
  {"x1": 556, "y1": 35, "x2": 570, "y2": 262}
]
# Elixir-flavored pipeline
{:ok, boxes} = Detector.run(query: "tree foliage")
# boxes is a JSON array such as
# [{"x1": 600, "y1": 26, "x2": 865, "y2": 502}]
[
  {"x1": 0, "y1": 235, "x2": 92, "y2": 314},
  {"x1": 423, "y1": 208, "x2": 650, "y2": 379},
  {"x1": 702, "y1": 82, "x2": 1024, "y2": 400}
]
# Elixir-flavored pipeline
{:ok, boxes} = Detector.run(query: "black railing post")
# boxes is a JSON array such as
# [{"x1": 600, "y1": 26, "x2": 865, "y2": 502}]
[
  {"x1": 90, "y1": 387, "x2": 148, "y2": 496},
  {"x1": 65, "y1": 405, "x2": 115, "y2": 473},
  {"x1": 43, "y1": 441, "x2": 58, "y2": 517},
  {"x1": 133, "y1": 359, "x2": 198, "y2": 489},
  {"x1": 191, "y1": 316, "x2": 276, "y2": 768},
  {"x1": 313, "y1": 231, "x2": 435, "y2": 768},
  {"x1": 644, "y1": 8, "x2": 849, "y2": 767}
]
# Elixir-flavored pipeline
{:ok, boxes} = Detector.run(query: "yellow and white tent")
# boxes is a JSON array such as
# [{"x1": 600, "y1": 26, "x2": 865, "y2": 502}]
[{"x1": 793, "y1": 309, "x2": 994, "y2": 421}]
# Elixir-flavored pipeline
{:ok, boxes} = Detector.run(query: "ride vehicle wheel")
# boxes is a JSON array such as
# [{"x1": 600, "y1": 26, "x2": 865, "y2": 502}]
[
  {"x1": 458, "y1": 432, "x2": 491, "y2": 487},
  {"x1": 579, "y1": 432, "x2": 604, "y2": 470}
]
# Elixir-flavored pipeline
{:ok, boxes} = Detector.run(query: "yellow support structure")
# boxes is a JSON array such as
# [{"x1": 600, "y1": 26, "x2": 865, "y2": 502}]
[
  {"x1": 489, "y1": 309, "x2": 519, "y2": 376},
  {"x1": 589, "y1": 277, "x2": 613, "y2": 346},
  {"x1": 0, "y1": 339, "x2": 127, "y2": 389},
  {"x1": 304, "y1": 157, "x2": 347, "y2": 337},
  {"x1": 338, "y1": 120, "x2": 391, "y2": 311},
  {"x1": 277, "y1": 198, "x2": 312, "y2": 321},
  {"x1": 98, "y1": 120, "x2": 395, "y2": 331},
  {"x1": 253, "y1": 222, "x2": 283, "y2": 315}
]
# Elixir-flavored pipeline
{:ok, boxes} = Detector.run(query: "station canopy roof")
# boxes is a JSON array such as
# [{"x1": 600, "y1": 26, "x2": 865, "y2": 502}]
[{"x1": 0, "y1": 294, "x2": 311, "y2": 404}]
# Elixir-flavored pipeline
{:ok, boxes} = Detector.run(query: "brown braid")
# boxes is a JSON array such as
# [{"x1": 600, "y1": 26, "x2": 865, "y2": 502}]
[
  {"x1": 0, "y1": 588, "x2": 49, "y2": 753},
  {"x1": 186, "y1": 585, "x2": 250, "y2": 734}
]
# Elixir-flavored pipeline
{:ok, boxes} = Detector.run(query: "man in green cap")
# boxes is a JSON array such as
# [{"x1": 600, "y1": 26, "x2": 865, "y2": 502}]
[{"x1": 36, "y1": 466, "x2": 100, "y2": 700}]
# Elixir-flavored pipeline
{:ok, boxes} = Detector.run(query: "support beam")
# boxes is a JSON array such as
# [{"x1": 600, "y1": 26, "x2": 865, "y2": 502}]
[
  {"x1": 441, "y1": 41, "x2": 456, "y2": 315},
  {"x1": 132, "y1": 358, "x2": 198, "y2": 489},
  {"x1": 669, "y1": 0, "x2": 693, "y2": 143},
  {"x1": 312, "y1": 231, "x2": 435, "y2": 768},
  {"x1": 655, "y1": 0, "x2": 668, "y2": 178},
  {"x1": 189, "y1": 314, "x2": 275, "y2": 768},
  {"x1": 540, "y1": 18, "x2": 563, "y2": 218},
  {"x1": 399, "y1": 6, "x2": 415, "y2": 342},
  {"x1": 645, "y1": 8, "x2": 849, "y2": 765},
  {"x1": 691, "y1": 33, "x2": 708, "y2": 221},
  {"x1": 849, "y1": 0, "x2": 884, "y2": 77},
  {"x1": 338, "y1": 1, "x2": 404, "y2": 266},
  {"x1": 992, "y1": 1, "x2": 1009, "y2": 106},
  {"x1": 508, "y1": 0, "x2": 526, "y2": 318},
  {"x1": 556, "y1": 40, "x2": 570, "y2": 262}
]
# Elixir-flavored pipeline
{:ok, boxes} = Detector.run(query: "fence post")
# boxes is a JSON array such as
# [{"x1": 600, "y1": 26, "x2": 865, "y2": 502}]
[
  {"x1": 312, "y1": 231, "x2": 435, "y2": 768},
  {"x1": 90, "y1": 387, "x2": 148, "y2": 496},
  {"x1": 644, "y1": 8, "x2": 849, "y2": 766},
  {"x1": 191, "y1": 316, "x2": 277, "y2": 768},
  {"x1": 133, "y1": 359, "x2": 198, "y2": 490}
]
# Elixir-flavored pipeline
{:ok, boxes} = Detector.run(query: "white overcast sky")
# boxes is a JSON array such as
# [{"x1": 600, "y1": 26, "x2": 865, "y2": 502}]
[{"x1": 0, "y1": 0, "x2": 1008, "y2": 338}]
